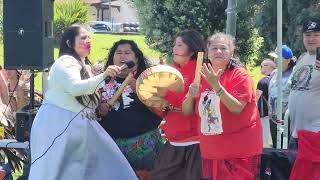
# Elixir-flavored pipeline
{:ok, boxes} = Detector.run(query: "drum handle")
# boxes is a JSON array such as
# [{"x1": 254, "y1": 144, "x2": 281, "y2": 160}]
[{"x1": 108, "y1": 73, "x2": 134, "y2": 106}]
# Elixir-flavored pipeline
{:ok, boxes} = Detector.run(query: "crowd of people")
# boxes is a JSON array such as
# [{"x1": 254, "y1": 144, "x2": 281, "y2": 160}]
[{"x1": 0, "y1": 16, "x2": 319, "y2": 180}]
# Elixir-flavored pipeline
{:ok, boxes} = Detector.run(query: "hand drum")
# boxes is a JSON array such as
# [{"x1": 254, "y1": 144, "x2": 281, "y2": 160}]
[{"x1": 136, "y1": 65, "x2": 184, "y2": 108}]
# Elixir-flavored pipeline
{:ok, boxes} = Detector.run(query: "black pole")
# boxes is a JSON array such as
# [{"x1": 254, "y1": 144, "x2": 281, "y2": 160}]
[{"x1": 29, "y1": 70, "x2": 35, "y2": 109}]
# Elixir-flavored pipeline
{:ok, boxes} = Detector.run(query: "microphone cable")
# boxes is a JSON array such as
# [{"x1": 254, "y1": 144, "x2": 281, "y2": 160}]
[{"x1": 1, "y1": 62, "x2": 135, "y2": 180}]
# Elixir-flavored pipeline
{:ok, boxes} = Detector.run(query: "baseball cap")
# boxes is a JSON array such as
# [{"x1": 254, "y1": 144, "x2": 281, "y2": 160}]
[
  {"x1": 268, "y1": 45, "x2": 293, "y2": 59},
  {"x1": 302, "y1": 18, "x2": 320, "y2": 33}
]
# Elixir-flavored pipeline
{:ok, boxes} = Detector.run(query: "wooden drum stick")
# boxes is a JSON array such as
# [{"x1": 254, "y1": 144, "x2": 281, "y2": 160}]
[
  {"x1": 194, "y1": 52, "x2": 204, "y2": 86},
  {"x1": 108, "y1": 73, "x2": 134, "y2": 106}
]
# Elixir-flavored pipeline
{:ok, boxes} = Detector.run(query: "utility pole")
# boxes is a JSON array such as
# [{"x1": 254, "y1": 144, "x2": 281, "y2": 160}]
[
  {"x1": 276, "y1": 0, "x2": 284, "y2": 149},
  {"x1": 226, "y1": 0, "x2": 237, "y2": 37}
]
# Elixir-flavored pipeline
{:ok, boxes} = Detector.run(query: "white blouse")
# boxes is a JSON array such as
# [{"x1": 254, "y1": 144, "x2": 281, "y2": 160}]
[{"x1": 45, "y1": 55, "x2": 105, "y2": 113}]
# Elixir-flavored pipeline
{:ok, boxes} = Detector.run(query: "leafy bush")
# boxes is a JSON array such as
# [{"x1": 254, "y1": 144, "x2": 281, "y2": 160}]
[{"x1": 54, "y1": 0, "x2": 89, "y2": 43}]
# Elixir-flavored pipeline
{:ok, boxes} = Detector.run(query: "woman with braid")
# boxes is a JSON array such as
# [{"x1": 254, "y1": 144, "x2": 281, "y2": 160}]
[{"x1": 29, "y1": 25, "x2": 137, "y2": 180}]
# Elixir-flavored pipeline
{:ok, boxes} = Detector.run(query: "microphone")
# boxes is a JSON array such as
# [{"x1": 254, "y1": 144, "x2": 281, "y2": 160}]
[
  {"x1": 105, "y1": 61, "x2": 135, "y2": 83},
  {"x1": 120, "y1": 61, "x2": 135, "y2": 70}
]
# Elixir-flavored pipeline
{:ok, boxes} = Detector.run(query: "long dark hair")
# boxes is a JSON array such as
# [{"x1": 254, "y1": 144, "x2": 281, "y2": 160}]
[
  {"x1": 287, "y1": 59, "x2": 296, "y2": 71},
  {"x1": 105, "y1": 39, "x2": 148, "y2": 79},
  {"x1": 175, "y1": 29, "x2": 206, "y2": 60},
  {"x1": 59, "y1": 24, "x2": 98, "y2": 106}
]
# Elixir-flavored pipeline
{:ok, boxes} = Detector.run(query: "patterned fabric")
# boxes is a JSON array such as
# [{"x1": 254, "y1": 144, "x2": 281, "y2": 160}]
[
  {"x1": 114, "y1": 129, "x2": 165, "y2": 171},
  {"x1": 289, "y1": 53, "x2": 320, "y2": 138}
]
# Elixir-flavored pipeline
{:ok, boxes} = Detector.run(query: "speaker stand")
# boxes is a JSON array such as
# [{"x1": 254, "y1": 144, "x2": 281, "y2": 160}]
[{"x1": 29, "y1": 70, "x2": 35, "y2": 110}]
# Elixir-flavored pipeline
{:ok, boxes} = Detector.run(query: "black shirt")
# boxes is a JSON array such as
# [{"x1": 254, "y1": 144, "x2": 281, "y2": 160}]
[
  {"x1": 257, "y1": 76, "x2": 270, "y2": 117},
  {"x1": 99, "y1": 77, "x2": 162, "y2": 138}
]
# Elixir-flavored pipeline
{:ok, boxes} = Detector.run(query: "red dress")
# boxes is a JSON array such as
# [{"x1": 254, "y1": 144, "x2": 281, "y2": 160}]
[{"x1": 195, "y1": 67, "x2": 263, "y2": 180}]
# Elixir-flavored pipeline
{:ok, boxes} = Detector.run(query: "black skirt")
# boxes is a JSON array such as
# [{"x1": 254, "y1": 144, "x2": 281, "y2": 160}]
[{"x1": 151, "y1": 142, "x2": 204, "y2": 180}]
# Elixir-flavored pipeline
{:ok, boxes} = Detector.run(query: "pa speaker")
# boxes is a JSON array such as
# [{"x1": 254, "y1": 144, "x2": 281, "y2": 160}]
[
  {"x1": 3, "y1": 0, "x2": 54, "y2": 70},
  {"x1": 15, "y1": 110, "x2": 36, "y2": 142}
]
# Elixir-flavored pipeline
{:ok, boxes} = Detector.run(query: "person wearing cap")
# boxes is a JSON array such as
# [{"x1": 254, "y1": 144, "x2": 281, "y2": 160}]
[
  {"x1": 256, "y1": 58, "x2": 276, "y2": 147},
  {"x1": 268, "y1": 45, "x2": 295, "y2": 148},
  {"x1": 288, "y1": 17, "x2": 320, "y2": 150}
]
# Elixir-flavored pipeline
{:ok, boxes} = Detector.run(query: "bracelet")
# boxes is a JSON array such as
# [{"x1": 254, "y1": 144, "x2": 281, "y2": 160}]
[{"x1": 216, "y1": 87, "x2": 224, "y2": 97}]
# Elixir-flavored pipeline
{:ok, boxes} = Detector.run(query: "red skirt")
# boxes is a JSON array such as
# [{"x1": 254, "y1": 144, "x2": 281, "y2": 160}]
[
  {"x1": 290, "y1": 130, "x2": 320, "y2": 180},
  {"x1": 202, "y1": 155, "x2": 261, "y2": 180}
]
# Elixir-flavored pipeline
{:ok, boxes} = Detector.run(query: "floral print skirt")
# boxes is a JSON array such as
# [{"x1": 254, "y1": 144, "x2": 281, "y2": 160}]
[{"x1": 114, "y1": 129, "x2": 165, "y2": 171}]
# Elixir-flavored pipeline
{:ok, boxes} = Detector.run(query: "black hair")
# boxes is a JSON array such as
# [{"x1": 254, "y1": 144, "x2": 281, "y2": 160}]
[
  {"x1": 105, "y1": 39, "x2": 148, "y2": 79},
  {"x1": 287, "y1": 59, "x2": 296, "y2": 71},
  {"x1": 175, "y1": 29, "x2": 206, "y2": 60}
]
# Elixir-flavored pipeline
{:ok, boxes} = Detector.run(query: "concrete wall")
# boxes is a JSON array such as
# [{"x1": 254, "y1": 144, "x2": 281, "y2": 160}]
[{"x1": 110, "y1": 1, "x2": 138, "y2": 23}]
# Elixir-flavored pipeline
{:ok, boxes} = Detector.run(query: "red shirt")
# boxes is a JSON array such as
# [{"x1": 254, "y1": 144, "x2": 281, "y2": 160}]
[
  {"x1": 196, "y1": 67, "x2": 262, "y2": 159},
  {"x1": 162, "y1": 60, "x2": 199, "y2": 142}
]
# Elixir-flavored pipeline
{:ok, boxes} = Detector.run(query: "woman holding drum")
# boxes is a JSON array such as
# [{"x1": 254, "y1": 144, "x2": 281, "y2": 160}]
[
  {"x1": 183, "y1": 32, "x2": 262, "y2": 180},
  {"x1": 151, "y1": 29, "x2": 206, "y2": 180}
]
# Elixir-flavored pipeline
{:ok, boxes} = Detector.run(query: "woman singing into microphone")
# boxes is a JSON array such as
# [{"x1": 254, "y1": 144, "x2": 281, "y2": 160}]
[
  {"x1": 96, "y1": 40, "x2": 163, "y2": 174},
  {"x1": 29, "y1": 25, "x2": 137, "y2": 180}
]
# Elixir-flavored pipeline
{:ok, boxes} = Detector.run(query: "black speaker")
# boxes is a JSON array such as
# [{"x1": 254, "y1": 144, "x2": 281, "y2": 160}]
[
  {"x1": 3, "y1": 0, "x2": 54, "y2": 70},
  {"x1": 15, "y1": 110, "x2": 37, "y2": 142},
  {"x1": 260, "y1": 148, "x2": 296, "y2": 180}
]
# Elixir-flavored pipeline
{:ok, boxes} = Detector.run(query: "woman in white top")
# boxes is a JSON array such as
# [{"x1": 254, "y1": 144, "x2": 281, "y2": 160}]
[{"x1": 29, "y1": 25, "x2": 137, "y2": 180}]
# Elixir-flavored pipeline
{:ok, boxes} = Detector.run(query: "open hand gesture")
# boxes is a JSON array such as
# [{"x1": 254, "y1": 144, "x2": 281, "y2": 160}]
[{"x1": 201, "y1": 63, "x2": 223, "y2": 88}]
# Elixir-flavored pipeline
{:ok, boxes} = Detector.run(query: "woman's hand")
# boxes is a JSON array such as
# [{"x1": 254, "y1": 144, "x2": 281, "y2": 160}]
[
  {"x1": 95, "y1": 102, "x2": 111, "y2": 118},
  {"x1": 103, "y1": 65, "x2": 121, "y2": 79},
  {"x1": 201, "y1": 63, "x2": 223, "y2": 89}
]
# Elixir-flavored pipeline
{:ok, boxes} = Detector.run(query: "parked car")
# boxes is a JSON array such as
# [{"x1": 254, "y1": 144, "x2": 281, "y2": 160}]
[
  {"x1": 87, "y1": 21, "x2": 111, "y2": 32},
  {"x1": 87, "y1": 21, "x2": 124, "y2": 33},
  {"x1": 123, "y1": 22, "x2": 140, "y2": 32}
]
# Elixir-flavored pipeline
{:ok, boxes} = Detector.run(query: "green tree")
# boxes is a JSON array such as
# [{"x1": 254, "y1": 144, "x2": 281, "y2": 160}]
[
  {"x1": 134, "y1": 0, "x2": 263, "y2": 65},
  {"x1": 236, "y1": 1, "x2": 264, "y2": 66},
  {"x1": 256, "y1": 0, "x2": 320, "y2": 57},
  {"x1": 134, "y1": 0, "x2": 226, "y2": 62}
]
